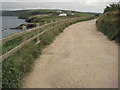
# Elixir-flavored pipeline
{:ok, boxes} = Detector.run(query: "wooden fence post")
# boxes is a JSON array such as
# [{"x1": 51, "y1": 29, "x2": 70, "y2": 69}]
[
  {"x1": 36, "y1": 23, "x2": 39, "y2": 27},
  {"x1": 22, "y1": 25, "x2": 27, "y2": 42},
  {"x1": 55, "y1": 19, "x2": 58, "y2": 25},
  {"x1": 36, "y1": 23, "x2": 40, "y2": 44},
  {"x1": 44, "y1": 21, "x2": 47, "y2": 29},
  {"x1": 50, "y1": 20, "x2": 53, "y2": 27},
  {"x1": 44, "y1": 21, "x2": 47, "y2": 25},
  {"x1": 51, "y1": 20, "x2": 53, "y2": 23}
]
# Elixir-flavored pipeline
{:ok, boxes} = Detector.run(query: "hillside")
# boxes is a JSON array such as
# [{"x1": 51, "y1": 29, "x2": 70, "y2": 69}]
[
  {"x1": 2, "y1": 9, "x2": 95, "y2": 20},
  {"x1": 2, "y1": 9, "x2": 60, "y2": 19},
  {"x1": 2, "y1": 9, "x2": 96, "y2": 29},
  {"x1": 96, "y1": 3, "x2": 120, "y2": 44}
]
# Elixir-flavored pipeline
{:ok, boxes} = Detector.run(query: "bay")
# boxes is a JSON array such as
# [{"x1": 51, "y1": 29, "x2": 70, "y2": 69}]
[{"x1": 2, "y1": 16, "x2": 26, "y2": 38}]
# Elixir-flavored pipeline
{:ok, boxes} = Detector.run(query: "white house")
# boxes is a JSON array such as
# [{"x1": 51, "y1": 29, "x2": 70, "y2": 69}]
[
  {"x1": 57, "y1": 10, "x2": 62, "y2": 13},
  {"x1": 59, "y1": 13, "x2": 67, "y2": 16},
  {"x1": 71, "y1": 13, "x2": 74, "y2": 15}
]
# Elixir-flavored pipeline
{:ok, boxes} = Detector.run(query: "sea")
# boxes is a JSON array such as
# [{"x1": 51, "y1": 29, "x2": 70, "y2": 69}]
[{"x1": 2, "y1": 16, "x2": 26, "y2": 38}]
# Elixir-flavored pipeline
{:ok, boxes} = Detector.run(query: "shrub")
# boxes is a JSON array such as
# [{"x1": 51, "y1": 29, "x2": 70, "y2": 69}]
[
  {"x1": 96, "y1": 13, "x2": 119, "y2": 43},
  {"x1": 104, "y1": 3, "x2": 120, "y2": 13}
]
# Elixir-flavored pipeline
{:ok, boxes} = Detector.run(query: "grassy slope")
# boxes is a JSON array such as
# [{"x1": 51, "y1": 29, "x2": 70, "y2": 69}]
[
  {"x1": 96, "y1": 11, "x2": 120, "y2": 43},
  {"x1": 2, "y1": 9, "x2": 59, "y2": 19},
  {"x1": 2, "y1": 9, "x2": 95, "y2": 19}
]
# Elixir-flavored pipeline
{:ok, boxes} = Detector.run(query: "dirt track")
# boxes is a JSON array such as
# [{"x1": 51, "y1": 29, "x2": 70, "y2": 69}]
[{"x1": 23, "y1": 19, "x2": 118, "y2": 88}]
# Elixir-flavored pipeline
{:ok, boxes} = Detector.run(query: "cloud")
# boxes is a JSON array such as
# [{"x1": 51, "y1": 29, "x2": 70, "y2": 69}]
[
  {"x1": 2, "y1": 0, "x2": 119, "y2": 13},
  {"x1": 2, "y1": 0, "x2": 119, "y2": 2}
]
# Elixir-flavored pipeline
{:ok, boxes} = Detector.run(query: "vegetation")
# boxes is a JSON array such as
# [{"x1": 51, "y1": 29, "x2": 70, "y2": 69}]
[
  {"x1": 96, "y1": 3, "x2": 120, "y2": 43},
  {"x1": 2, "y1": 9, "x2": 96, "y2": 30},
  {"x1": 2, "y1": 9, "x2": 60, "y2": 19},
  {"x1": 73, "y1": 12, "x2": 94, "y2": 17},
  {"x1": 104, "y1": 3, "x2": 120, "y2": 13},
  {"x1": 2, "y1": 42, "x2": 42, "y2": 88},
  {"x1": 2, "y1": 24, "x2": 46, "y2": 55},
  {"x1": 2, "y1": 16, "x2": 95, "y2": 88},
  {"x1": 2, "y1": 9, "x2": 95, "y2": 19}
]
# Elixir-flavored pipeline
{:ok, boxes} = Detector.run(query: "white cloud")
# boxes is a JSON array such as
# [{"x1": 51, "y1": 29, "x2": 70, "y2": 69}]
[
  {"x1": 2, "y1": 0, "x2": 119, "y2": 13},
  {"x1": 2, "y1": 0, "x2": 119, "y2": 2}
]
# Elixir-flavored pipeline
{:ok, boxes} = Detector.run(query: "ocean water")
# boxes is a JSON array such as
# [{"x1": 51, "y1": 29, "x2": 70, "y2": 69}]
[{"x1": 2, "y1": 16, "x2": 26, "y2": 38}]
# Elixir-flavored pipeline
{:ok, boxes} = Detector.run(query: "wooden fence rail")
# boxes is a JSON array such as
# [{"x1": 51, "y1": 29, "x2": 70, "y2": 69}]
[
  {"x1": 0, "y1": 17, "x2": 85, "y2": 61},
  {"x1": 1, "y1": 19, "x2": 65, "y2": 45}
]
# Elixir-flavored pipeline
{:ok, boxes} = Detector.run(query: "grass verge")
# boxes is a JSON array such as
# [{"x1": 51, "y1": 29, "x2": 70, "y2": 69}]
[
  {"x1": 96, "y1": 12, "x2": 120, "y2": 43},
  {"x1": 2, "y1": 16, "x2": 95, "y2": 88}
]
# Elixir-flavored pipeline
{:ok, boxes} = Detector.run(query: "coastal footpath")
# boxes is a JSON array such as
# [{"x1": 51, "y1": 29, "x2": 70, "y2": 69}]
[{"x1": 23, "y1": 19, "x2": 118, "y2": 88}]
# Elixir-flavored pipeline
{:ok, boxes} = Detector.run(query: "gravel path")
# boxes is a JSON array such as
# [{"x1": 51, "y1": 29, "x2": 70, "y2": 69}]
[{"x1": 23, "y1": 19, "x2": 118, "y2": 88}]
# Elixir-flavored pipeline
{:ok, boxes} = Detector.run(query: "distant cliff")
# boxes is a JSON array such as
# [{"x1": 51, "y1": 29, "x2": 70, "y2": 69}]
[{"x1": 2, "y1": 9, "x2": 61, "y2": 19}]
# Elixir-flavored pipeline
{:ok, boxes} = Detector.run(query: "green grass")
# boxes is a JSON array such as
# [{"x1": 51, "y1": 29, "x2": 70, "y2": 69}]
[
  {"x1": 2, "y1": 37, "x2": 23, "y2": 55},
  {"x1": 26, "y1": 11, "x2": 95, "y2": 23},
  {"x1": 2, "y1": 9, "x2": 96, "y2": 19},
  {"x1": 2, "y1": 16, "x2": 95, "y2": 88},
  {"x1": 96, "y1": 12, "x2": 120, "y2": 43},
  {"x1": 73, "y1": 12, "x2": 94, "y2": 17},
  {"x1": 0, "y1": 45, "x2": 2, "y2": 55},
  {"x1": 2, "y1": 42, "x2": 42, "y2": 88},
  {"x1": 2, "y1": 9, "x2": 96, "y2": 88},
  {"x1": 104, "y1": 3, "x2": 120, "y2": 13},
  {"x1": 96, "y1": 3, "x2": 120, "y2": 43},
  {"x1": 2, "y1": 26, "x2": 48, "y2": 55}
]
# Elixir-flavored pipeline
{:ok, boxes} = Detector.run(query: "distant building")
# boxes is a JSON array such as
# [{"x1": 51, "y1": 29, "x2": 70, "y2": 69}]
[
  {"x1": 59, "y1": 13, "x2": 67, "y2": 16},
  {"x1": 71, "y1": 13, "x2": 74, "y2": 15},
  {"x1": 57, "y1": 10, "x2": 62, "y2": 13}
]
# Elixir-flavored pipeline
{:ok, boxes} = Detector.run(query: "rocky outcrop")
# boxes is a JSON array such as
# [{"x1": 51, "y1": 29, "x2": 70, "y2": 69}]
[{"x1": 10, "y1": 23, "x2": 37, "y2": 30}]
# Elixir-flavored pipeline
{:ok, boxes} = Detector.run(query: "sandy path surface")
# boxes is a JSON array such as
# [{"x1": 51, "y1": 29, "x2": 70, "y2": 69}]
[{"x1": 23, "y1": 19, "x2": 118, "y2": 88}]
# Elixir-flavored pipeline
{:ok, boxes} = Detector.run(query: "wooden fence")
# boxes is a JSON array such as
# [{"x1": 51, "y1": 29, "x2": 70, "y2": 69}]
[{"x1": 0, "y1": 17, "x2": 86, "y2": 61}]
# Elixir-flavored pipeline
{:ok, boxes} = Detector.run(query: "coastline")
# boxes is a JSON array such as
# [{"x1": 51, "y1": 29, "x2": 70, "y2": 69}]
[{"x1": 2, "y1": 16, "x2": 26, "y2": 38}]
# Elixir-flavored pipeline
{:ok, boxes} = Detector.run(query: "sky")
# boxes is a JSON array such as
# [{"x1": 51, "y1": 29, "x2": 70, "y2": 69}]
[{"x1": 1, "y1": 0, "x2": 119, "y2": 13}]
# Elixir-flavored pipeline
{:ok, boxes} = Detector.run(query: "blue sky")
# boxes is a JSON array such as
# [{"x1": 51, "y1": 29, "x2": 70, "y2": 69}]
[{"x1": 2, "y1": 0, "x2": 119, "y2": 13}]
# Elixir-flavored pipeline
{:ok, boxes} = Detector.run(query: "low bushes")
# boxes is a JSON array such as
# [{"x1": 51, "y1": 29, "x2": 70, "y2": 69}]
[
  {"x1": 104, "y1": 3, "x2": 120, "y2": 13},
  {"x1": 96, "y1": 2, "x2": 120, "y2": 43},
  {"x1": 96, "y1": 12, "x2": 120, "y2": 43}
]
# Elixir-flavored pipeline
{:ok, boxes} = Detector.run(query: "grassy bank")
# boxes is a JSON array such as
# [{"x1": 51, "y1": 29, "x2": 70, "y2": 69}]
[
  {"x1": 96, "y1": 3, "x2": 120, "y2": 43},
  {"x1": 2, "y1": 42, "x2": 42, "y2": 88},
  {"x1": 2, "y1": 16, "x2": 95, "y2": 88},
  {"x1": 96, "y1": 11, "x2": 120, "y2": 43}
]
